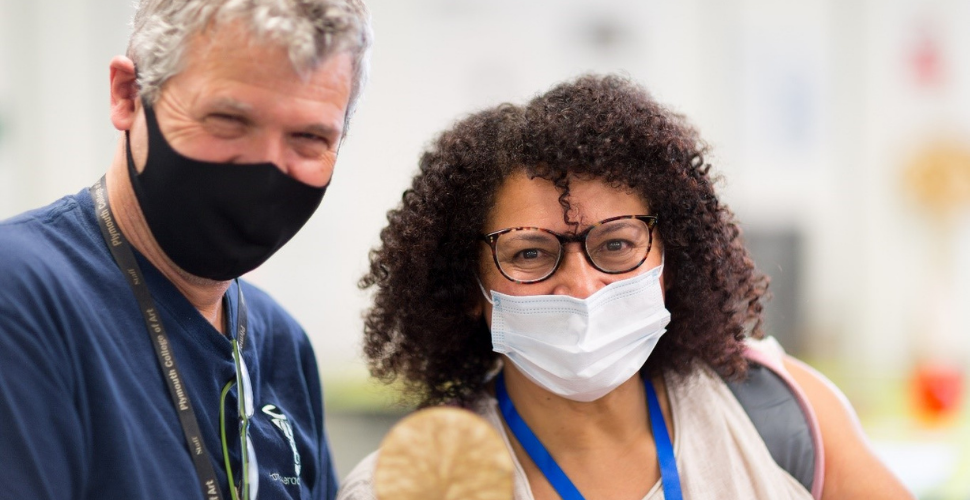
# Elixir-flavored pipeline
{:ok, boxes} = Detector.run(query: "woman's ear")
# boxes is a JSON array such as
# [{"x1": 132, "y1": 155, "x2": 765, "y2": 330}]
[
  {"x1": 470, "y1": 301, "x2": 483, "y2": 319},
  {"x1": 469, "y1": 276, "x2": 491, "y2": 323},
  {"x1": 469, "y1": 284, "x2": 485, "y2": 318}
]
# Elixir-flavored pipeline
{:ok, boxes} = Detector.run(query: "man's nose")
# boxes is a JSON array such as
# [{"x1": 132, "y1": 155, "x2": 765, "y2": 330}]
[
  {"x1": 550, "y1": 245, "x2": 605, "y2": 299},
  {"x1": 255, "y1": 135, "x2": 288, "y2": 173},
  {"x1": 245, "y1": 134, "x2": 334, "y2": 188}
]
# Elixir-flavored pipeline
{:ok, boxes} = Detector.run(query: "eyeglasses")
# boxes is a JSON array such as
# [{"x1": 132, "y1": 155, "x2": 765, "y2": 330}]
[
  {"x1": 221, "y1": 339, "x2": 259, "y2": 500},
  {"x1": 481, "y1": 215, "x2": 658, "y2": 284}
]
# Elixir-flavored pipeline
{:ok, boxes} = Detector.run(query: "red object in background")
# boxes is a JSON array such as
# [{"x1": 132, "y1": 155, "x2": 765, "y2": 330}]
[
  {"x1": 911, "y1": 32, "x2": 943, "y2": 89},
  {"x1": 912, "y1": 363, "x2": 964, "y2": 423}
]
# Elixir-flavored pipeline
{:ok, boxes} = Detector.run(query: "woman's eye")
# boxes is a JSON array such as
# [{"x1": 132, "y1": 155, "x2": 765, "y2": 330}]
[
  {"x1": 604, "y1": 240, "x2": 630, "y2": 252},
  {"x1": 508, "y1": 248, "x2": 557, "y2": 270}
]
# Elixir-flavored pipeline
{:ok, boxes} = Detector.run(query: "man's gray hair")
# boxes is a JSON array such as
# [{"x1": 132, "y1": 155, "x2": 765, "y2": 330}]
[{"x1": 128, "y1": 0, "x2": 372, "y2": 130}]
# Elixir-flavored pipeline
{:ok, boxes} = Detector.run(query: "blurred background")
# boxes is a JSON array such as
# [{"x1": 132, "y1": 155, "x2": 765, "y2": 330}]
[{"x1": 2, "y1": 0, "x2": 970, "y2": 497}]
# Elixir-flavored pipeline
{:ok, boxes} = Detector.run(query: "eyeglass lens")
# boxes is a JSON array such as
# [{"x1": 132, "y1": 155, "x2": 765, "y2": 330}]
[{"x1": 494, "y1": 217, "x2": 652, "y2": 282}]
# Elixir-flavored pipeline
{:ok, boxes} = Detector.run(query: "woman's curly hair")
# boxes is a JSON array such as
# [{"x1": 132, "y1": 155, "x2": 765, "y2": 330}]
[{"x1": 360, "y1": 74, "x2": 769, "y2": 407}]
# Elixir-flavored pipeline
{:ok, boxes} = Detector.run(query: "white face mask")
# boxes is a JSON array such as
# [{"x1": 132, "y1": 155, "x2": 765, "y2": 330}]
[{"x1": 480, "y1": 260, "x2": 671, "y2": 402}]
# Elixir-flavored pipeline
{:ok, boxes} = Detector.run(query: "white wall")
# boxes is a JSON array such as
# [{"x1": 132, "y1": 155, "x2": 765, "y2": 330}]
[{"x1": 2, "y1": 0, "x2": 969, "y2": 389}]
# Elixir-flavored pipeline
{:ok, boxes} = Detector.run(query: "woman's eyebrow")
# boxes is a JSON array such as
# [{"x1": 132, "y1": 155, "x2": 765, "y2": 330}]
[
  {"x1": 595, "y1": 221, "x2": 640, "y2": 236},
  {"x1": 504, "y1": 232, "x2": 555, "y2": 243}
]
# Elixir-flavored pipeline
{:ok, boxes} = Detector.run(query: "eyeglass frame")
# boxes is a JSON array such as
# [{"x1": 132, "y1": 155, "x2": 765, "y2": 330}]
[
  {"x1": 480, "y1": 214, "x2": 659, "y2": 284},
  {"x1": 220, "y1": 339, "x2": 259, "y2": 500}
]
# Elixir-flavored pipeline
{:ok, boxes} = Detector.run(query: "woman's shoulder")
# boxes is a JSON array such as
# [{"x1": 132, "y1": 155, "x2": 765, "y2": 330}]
[
  {"x1": 335, "y1": 450, "x2": 379, "y2": 500},
  {"x1": 726, "y1": 336, "x2": 913, "y2": 499},
  {"x1": 781, "y1": 356, "x2": 914, "y2": 499}
]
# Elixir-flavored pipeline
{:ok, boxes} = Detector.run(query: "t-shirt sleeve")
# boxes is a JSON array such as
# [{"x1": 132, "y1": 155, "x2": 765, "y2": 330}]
[{"x1": 0, "y1": 252, "x2": 87, "y2": 498}]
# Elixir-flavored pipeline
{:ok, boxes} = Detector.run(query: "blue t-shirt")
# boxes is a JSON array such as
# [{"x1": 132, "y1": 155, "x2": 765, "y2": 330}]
[{"x1": 0, "y1": 188, "x2": 338, "y2": 499}]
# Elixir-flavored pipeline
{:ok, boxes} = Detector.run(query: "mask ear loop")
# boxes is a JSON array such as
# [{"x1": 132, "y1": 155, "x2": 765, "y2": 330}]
[
  {"x1": 475, "y1": 276, "x2": 503, "y2": 384},
  {"x1": 475, "y1": 276, "x2": 495, "y2": 305}
]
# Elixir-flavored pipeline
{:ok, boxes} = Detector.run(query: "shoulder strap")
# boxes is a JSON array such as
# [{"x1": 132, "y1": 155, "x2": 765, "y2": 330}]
[{"x1": 724, "y1": 340, "x2": 825, "y2": 499}]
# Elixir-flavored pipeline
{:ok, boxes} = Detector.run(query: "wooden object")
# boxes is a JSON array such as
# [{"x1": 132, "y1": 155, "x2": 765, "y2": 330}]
[{"x1": 374, "y1": 407, "x2": 514, "y2": 500}]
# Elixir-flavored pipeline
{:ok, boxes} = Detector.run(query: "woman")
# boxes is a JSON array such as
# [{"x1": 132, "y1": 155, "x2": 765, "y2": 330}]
[{"x1": 339, "y1": 75, "x2": 912, "y2": 499}]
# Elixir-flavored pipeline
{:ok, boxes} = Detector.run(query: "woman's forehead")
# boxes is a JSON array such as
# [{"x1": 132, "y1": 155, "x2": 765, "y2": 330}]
[{"x1": 483, "y1": 172, "x2": 650, "y2": 232}]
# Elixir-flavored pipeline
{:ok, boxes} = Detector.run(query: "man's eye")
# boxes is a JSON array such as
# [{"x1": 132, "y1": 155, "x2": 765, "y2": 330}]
[
  {"x1": 291, "y1": 133, "x2": 332, "y2": 159},
  {"x1": 209, "y1": 113, "x2": 244, "y2": 123},
  {"x1": 294, "y1": 132, "x2": 327, "y2": 144},
  {"x1": 203, "y1": 114, "x2": 248, "y2": 135}
]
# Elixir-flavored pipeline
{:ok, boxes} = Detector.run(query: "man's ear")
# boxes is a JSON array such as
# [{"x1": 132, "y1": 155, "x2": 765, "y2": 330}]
[{"x1": 109, "y1": 56, "x2": 139, "y2": 131}]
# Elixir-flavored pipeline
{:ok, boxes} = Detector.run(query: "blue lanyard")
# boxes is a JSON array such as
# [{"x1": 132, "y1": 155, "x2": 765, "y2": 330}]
[{"x1": 495, "y1": 373, "x2": 683, "y2": 500}]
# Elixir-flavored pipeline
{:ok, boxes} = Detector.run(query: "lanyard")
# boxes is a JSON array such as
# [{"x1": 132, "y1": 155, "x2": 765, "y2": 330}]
[
  {"x1": 495, "y1": 373, "x2": 683, "y2": 500},
  {"x1": 90, "y1": 176, "x2": 247, "y2": 500}
]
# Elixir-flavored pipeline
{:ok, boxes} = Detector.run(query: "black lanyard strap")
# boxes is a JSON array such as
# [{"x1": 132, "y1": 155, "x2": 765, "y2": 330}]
[{"x1": 90, "y1": 176, "x2": 242, "y2": 500}]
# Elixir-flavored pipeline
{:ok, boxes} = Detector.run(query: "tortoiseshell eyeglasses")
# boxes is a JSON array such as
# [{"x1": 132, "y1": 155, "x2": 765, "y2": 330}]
[{"x1": 480, "y1": 215, "x2": 658, "y2": 284}]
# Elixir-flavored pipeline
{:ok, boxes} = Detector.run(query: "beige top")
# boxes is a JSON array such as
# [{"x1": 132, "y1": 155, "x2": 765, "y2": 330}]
[{"x1": 337, "y1": 364, "x2": 813, "y2": 500}]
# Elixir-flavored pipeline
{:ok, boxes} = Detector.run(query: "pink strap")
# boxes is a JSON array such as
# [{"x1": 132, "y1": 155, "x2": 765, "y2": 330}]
[{"x1": 743, "y1": 346, "x2": 826, "y2": 500}]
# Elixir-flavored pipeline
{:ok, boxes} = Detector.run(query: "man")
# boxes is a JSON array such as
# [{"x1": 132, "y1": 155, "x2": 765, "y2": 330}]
[{"x1": 0, "y1": 1, "x2": 371, "y2": 499}]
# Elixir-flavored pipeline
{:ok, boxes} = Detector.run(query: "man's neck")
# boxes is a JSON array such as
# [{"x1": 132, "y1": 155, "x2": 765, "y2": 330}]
[{"x1": 105, "y1": 143, "x2": 231, "y2": 334}]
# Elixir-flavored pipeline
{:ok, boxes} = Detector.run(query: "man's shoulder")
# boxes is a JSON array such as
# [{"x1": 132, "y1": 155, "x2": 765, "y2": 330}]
[
  {"x1": 1, "y1": 189, "x2": 89, "y2": 228},
  {"x1": 0, "y1": 190, "x2": 94, "y2": 260},
  {"x1": 0, "y1": 190, "x2": 102, "y2": 302},
  {"x1": 0, "y1": 191, "x2": 111, "y2": 381},
  {"x1": 0, "y1": 190, "x2": 81, "y2": 271}
]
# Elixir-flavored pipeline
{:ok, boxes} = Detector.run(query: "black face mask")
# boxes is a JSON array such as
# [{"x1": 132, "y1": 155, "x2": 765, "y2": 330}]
[{"x1": 126, "y1": 101, "x2": 327, "y2": 281}]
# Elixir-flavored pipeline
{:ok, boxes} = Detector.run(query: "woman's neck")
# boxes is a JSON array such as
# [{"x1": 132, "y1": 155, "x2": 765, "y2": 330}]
[
  {"x1": 500, "y1": 364, "x2": 655, "y2": 454},
  {"x1": 497, "y1": 363, "x2": 674, "y2": 500}
]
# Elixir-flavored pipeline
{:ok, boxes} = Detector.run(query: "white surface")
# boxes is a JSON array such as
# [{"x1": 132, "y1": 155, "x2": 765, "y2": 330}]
[{"x1": 872, "y1": 439, "x2": 960, "y2": 497}]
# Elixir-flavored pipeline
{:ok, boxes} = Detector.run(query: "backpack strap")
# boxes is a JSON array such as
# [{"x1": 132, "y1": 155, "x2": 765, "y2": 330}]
[{"x1": 725, "y1": 338, "x2": 825, "y2": 499}]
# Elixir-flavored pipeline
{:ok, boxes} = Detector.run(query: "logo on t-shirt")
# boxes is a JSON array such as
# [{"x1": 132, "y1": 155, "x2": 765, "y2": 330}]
[{"x1": 262, "y1": 404, "x2": 301, "y2": 485}]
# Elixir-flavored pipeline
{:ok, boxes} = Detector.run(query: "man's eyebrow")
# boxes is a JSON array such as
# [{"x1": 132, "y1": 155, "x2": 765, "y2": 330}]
[{"x1": 208, "y1": 98, "x2": 254, "y2": 114}]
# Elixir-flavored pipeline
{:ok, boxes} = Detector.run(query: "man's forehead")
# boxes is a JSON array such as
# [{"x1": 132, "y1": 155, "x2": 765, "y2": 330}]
[
  {"x1": 185, "y1": 20, "x2": 291, "y2": 72},
  {"x1": 173, "y1": 21, "x2": 352, "y2": 96}
]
